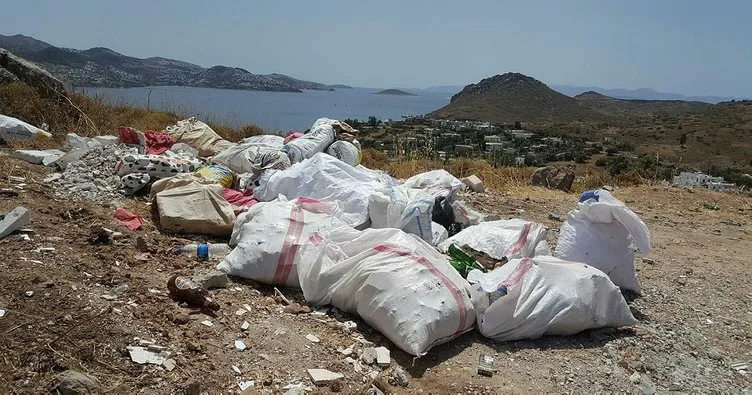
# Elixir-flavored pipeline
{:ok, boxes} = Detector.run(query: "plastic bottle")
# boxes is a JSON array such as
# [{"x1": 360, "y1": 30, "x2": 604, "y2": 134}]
[
  {"x1": 176, "y1": 243, "x2": 232, "y2": 261},
  {"x1": 167, "y1": 275, "x2": 220, "y2": 311}
]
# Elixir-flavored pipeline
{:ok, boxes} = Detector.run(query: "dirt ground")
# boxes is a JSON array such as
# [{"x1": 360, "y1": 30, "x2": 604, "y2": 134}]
[{"x1": 0, "y1": 151, "x2": 750, "y2": 394}]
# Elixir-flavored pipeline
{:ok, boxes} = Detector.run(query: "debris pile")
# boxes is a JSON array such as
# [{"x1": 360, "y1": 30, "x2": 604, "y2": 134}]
[{"x1": 50, "y1": 144, "x2": 132, "y2": 205}]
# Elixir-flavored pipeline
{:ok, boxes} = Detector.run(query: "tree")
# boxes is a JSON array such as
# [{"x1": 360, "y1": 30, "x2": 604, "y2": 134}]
[
  {"x1": 367, "y1": 116, "x2": 379, "y2": 127},
  {"x1": 514, "y1": 121, "x2": 522, "y2": 129},
  {"x1": 679, "y1": 132, "x2": 687, "y2": 146}
]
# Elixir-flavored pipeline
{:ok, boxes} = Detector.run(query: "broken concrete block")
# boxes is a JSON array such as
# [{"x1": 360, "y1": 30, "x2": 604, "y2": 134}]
[
  {"x1": 12, "y1": 149, "x2": 64, "y2": 165},
  {"x1": 127, "y1": 346, "x2": 171, "y2": 365},
  {"x1": 235, "y1": 340, "x2": 247, "y2": 351},
  {"x1": 375, "y1": 346, "x2": 390, "y2": 367},
  {"x1": 305, "y1": 334, "x2": 320, "y2": 343},
  {"x1": 461, "y1": 174, "x2": 485, "y2": 193},
  {"x1": 240, "y1": 321, "x2": 250, "y2": 330},
  {"x1": 307, "y1": 368, "x2": 343, "y2": 385},
  {"x1": 360, "y1": 347, "x2": 377, "y2": 365},
  {"x1": 43, "y1": 173, "x2": 62, "y2": 184},
  {"x1": 162, "y1": 358, "x2": 176, "y2": 371},
  {"x1": 93, "y1": 135, "x2": 118, "y2": 145},
  {"x1": 193, "y1": 269, "x2": 228, "y2": 290},
  {"x1": 0, "y1": 206, "x2": 30, "y2": 239}
]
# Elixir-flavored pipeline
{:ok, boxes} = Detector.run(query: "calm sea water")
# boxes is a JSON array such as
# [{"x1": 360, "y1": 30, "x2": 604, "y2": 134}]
[{"x1": 81, "y1": 86, "x2": 450, "y2": 131}]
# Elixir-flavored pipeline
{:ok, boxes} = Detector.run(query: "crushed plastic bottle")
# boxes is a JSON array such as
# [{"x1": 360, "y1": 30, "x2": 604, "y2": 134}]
[{"x1": 176, "y1": 243, "x2": 231, "y2": 261}]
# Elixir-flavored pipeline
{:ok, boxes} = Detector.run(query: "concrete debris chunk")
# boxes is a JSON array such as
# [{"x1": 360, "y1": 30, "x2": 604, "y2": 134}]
[
  {"x1": 200, "y1": 320, "x2": 213, "y2": 327},
  {"x1": 127, "y1": 345, "x2": 171, "y2": 365},
  {"x1": 0, "y1": 308, "x2": 5, "y2": 318},
  {"x1": 13, "y1": 149, "x2": 65, "y2": 165},
  {"x1": 361, "y1": 347, "x2": 377, "y2": 365},
  {"x1": 305, "y1": 334, "x2": 320, "y2": 343},
  {"x1": 0, "y1": 206, "x2": 30, "y2": 240},
  {"x1": 162, "y1": 358, "x2": 176, "y2": 371},
  {"x1": 235, "y1": 340, "x2": 247, "y2": 351},
  {"x1": 461, "y1": 174, "x2": 486, "y2": 192},
  {"x1": 390, "y1": 366, "x2": 409, "y2": 387},
  {"x1": 307, "y1": 368, "x2": 343, "y2": 385},
  {"x1": 240, "y1": 321, "x2": 250, "y2": 331},
  {"x1": 194, "y1": 269, "x2": 228, "y2": 290},
  {"x1": 375, "y1": 346, "x2": 390, "y2": 367},
  {"x1": 238, "y1": 380, "x2": 254, "y2": 391},
  {"x1": 232, "y1": 365, "x2": 242, "y2": 374}
]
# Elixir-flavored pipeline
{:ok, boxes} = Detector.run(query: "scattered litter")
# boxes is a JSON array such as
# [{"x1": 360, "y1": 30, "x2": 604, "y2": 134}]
[
  {"x1": 18, "y1": 234, "x2": 30, "y2": 241},
  {"x1": 477, "y1": 354, "x2": 494, "y2": 377},
  {"x1": 162, "y1": 359, "x2": 176, "y2": 371},
  {"x1": 235, "y1": 340, "x2": 247, "y2": 351},
  {"x1": 0, "y1": 308, "x2": 6, "y2": 318},
  {"x1": 127, "y1": 345, "x2": 171, "y2": 365},
  {"x1": 114, "y1": 208, "x2": 144, "y2": 231},
  {"x1": 235, "y1": 309, "x2": 246, "y2": 316},
  {"x1": 238, "y1": 381, "x2": 254, "y2": 391},
  {"x1": 307, "y1": 368, "x2": 343, "y2": 385},
  {"x1": 243, "y1": 303, "x2": 253, "y2": 312},
  {"x1": 375, "y1": 346, "x2": 390, "y2": 367},
  {"x1": 200, "y1": 320, "x2": 214, "y2": 327},
  {"x1": 548, "y1": 212, "x2": 564, "y2": 222},
  {"x1": 240, "y1": 321, "x2": 250, "y2": 331},
  {"x1": 0, "y1": 206, "x2": 30, "y2": 240},
  {"x1": 24, "y1": 291, "x2": 34, "y2": 297},
  {"x1": 34, "y1": 247, "x2": 56, "y2": 253},
  {"x1": 232, "y1": 365, "x2": 242, "y2": 374},
  {"x1": 305, "y1": 334, "x2": 320, "y2": 343}
]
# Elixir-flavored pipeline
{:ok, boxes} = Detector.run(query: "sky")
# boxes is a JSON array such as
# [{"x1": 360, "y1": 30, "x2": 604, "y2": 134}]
[{"x1": 3, "y1": 0, "x2": 751, "y2": 97}]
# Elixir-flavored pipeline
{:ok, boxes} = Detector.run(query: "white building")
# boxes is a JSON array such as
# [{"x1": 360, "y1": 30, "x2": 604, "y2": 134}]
[
  {"x1": 484, "y1": 135, "x2": 503, "y2": 143},
  {"x1": 672, "y1": 172, "x2": 723, "y2": 187},
  {"x1": 707, "y1": 182, "x2": 736, "y2": 192},
  {"x1": 485, "y1": 142, "x2": 505, "y2": 153}
]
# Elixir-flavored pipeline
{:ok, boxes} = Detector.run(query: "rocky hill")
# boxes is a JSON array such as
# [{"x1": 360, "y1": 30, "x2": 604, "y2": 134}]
[
  {"x1": 430, "y1": 73, "x2": 605, "y2": 122},
  {"x1": 574, "y1": 91, "x2": 713, "y2": 117},
  {"x1": 0, "y1": 34, "x2": 333, "y2": 92}
]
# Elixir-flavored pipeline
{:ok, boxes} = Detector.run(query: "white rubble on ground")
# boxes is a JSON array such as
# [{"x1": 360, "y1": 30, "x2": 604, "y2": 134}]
[{"x1": 49, "y1": 144, "x2": 132, "y2": 205}]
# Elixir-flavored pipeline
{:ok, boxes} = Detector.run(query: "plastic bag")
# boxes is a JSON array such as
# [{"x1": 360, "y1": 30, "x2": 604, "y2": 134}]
[
  {"x1": 431, "y1": 221, "x2": 449, "y2": 246},
  {"x1": 452, "y1": 200, "x2": 484, "y2": 226},
  {"x1": 554, "y1": 190, "x2": 651, "y2": 293},
  {"x1": 0, "y1": 115, "x2": 52, "y2": 142},
  {"x1": 432, "y1": 196, "x2": 456, "y2": 229},
  {"x1": 368, "y1": 186, "x2": 434, "y2": 243},
  {"x1": 195, "y1": 165, "x2": 236, "y2": 188},
  {"x1": 254, "y1": 153, "x2": 386, "y2": 227},
  {"x1": 217, "y1": 197, "x2": 349, "y2": 287},
  {"x1": 283, "y1": 118, "x2": 337, "y2": 163},
  {"x1": 439, "y1": 219, "x2": 550, "y2": 260},
  {"x1": 468, "y1": 256, "x2": 637, "y2": 342},
  {"x1": 402, "y1": 169, "x2": 464, "y2": 200},
  {"x1": 296, "y1": 227, "x2": 477, "y2": 356}
]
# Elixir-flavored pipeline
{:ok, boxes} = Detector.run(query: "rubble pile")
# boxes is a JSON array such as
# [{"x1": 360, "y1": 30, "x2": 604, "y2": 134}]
[{"x1": 51, "y1": 144, "x2": 131, "y2": 205}]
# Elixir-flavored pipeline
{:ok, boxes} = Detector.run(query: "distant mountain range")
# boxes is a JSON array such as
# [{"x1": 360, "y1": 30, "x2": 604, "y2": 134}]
[
  {"x1": 0, "y1": 34, "x2": 334, "y2": 92},
  {"x1": 418, "y1": 84, "x2": 746, "y2": 104}
]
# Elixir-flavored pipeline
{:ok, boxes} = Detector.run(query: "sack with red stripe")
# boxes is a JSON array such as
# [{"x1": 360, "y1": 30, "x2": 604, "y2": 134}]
[
  {"x1": 216, "y1": 197, "x2": 349, "y2": 287},
  {"x1": 438, "y1": 219, "x2": 550, "y2": 261},
  {"x1": 296, "y1": 227, "x2": 478, "y2": 356},
  {"x1": 468, "y1": 256, "x2": 637, "y2": 342}
]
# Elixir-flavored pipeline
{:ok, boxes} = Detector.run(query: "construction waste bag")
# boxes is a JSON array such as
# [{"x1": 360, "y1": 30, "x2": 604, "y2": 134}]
[
  {"x1": 155, "y1": 182, "x2": 235, "y2": 236},
  {"x1": 212, "y1": 135, "x2": 289, "y2": 174},
  {"x1": 116, "y1": 153, "x2": 203, "y2": 179},
  {"x1": 254, "y1": 153, "x2": 386, "y2": 227},
  {"x1": 431, "y1": 221, "x2": 449, "y2": 246},
  {"x1": 217, "y1": 197, "x2": 349, "y2": 287},
  {"x1": 326, "y1": 140, "x2": 361, "y2": 167},
  {"x1": 283, "y1": 118, "x2": 337, "y2": 163},
  {"x1": 468, "y1": 256, "x2": 637, "y2": 342},
  {"x1": 439, "y1": 219, "x2": 550, "y2": 260},
  {"x1": 554, "y1": 189, "x2": 651, "y2": 294},
  {"x1": 166, "y1": 117, "x2": 236, "y2": 157},
  {"x1": 368, "y1": 186, "x2": 434, "y2": 243},
  {"x1": 402, "y1": 169, "x2": 464, "y2": 200},
  {"x1": 0, "y1": 114, "x2": 52, "y2": 142},
  {"x1": 195, "y1": 165, "x2": 236, "y2": 188},
  {"x1": 296, "y1": 227, "x2": 477, "y2": 356},
  {"x1": 452, "y1": 199, "x2": 485, "y2": 226}
]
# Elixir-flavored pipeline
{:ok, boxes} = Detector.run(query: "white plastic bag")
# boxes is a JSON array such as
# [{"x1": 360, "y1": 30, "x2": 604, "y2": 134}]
[
  {"x1": 217, "y1": 197, "x2": 349, "y2": 287},
  {"x1": 296, "y1": 227, "x2": 477, "y2": 356},
  {"x1": 254, "y1": 153, "x2": 386, "y2": 227},
  {"x1": 439, "y1": 219, "x2": 550, "y2": 260},
  {"x1": 283, "y1": 118, "x2": 336, "y2": 163},
  {"x1": 0, "y1": 115, "x2": 52, "y2": 141},
  {"x1": 452, "y1": 199, "x2": 485, "y2": 226},
  {"x1": 368, "y1": 186, "x2": 434, "y2": 243},
  {"x1": 241, "y1": 135, "x2": 285, "y2": 146},
  {"x1": 468, "y1": 256, "x2": 637, "y2": 342},
  {"x1": 326, "y1": 140, "x2": 361, "y2": 166},
  {"x1": 212, "y1": 143, "x2": 290, "y2": 174},
  {"x1": 554, "y1": 190, "x2": 651, "y2": 293},
  {"x1": 431, "y1": 222, "x2": 449, "y2": 246},
  {"x1": 402, "y1": 169, "x2": 464, "y2": 200}
]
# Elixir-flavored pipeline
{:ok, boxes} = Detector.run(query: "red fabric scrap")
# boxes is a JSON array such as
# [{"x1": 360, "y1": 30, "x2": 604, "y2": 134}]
[
  {"x1": 143, "y1": 130, "x2": 175, "y2": 155},
  {"x1": 117, "y1": 126, "x2": 142, "y2": 146},
  {"x1": 114, "y1": 208, "x2": 145, "y2": 231},
  {"x1": 223, "y1": 188, "x2": 258, "y2": 215},
  {"x1": 283, "y1": 132, "x2": 304, "y2": 144}
]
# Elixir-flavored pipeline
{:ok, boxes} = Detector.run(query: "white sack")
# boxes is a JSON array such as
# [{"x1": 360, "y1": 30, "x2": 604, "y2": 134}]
[
  {"x1": 254, "y1": 153, "x2": 385, "y2": 227},
  {"x1": 452, "y1": 199, "x2": 484, "y2": 226},
  {"x1": 212, "y1": 143, "x2": 289, "y2": 174},
  {"x1": 166, "y1": 117, "x2": 236, "y2": 157},
  {"x1": 283, "y1": 119, "x2": 336, "y2": 163},
  {"x1": 241, "y1": 135, "x2": 285, "y2": 146},
  {"x1": 155, "y1": 182, "x2": 235, "y2": 236},
  {"x1": 296, "y1": 227, "x2": 477, "y2": 356},
  {"x1": 431, "y1": 222, "x2": 449, "y2": 246},
  {"x1": 469, "y1": 256, "x2": 637, "y2": 342},
  {"x1": 0, "y1": 115, "x2": 52, "y2": 141},
  {"x1": 439, "y1": 219, "x2": 550, "y2": 260},
  {"x1": 554, "y1": 190, "x2": 651, "y2": 294},
  {"x1": 402, "y1": 169, "x2": 463, "y2": 200},
  {"x1": 368, "y1": 186, "x2": 434, "y2": 243},
  {"x1": 217, "y1": 198, "x2": 349, "y2": 287},
  {"x1": 326, "y1": 140, "x2": 361, "y2": 166}
]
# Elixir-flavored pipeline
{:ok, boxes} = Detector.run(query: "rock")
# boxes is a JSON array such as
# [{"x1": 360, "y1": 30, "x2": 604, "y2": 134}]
[
  {"x1": 642, "y1": 257, "x2": 656, "y2": 265},
  {"x1": 283, "y1": 302, "x2": 311, "y2": 314},
  {"x1": 305, "y1": 334, "x2": 320, "y2": 343},
  {"x1": 13, "y1": 149, "x2": 65, "y2": 165},
  {"x1": 193, "y1": 270, "x2": 228, "y2": 290},
  {"x1": 0, "y1": 206, "x2": 30, "y2": 239},
  {"x1": 0, "y1": 48, "x2": 68, "y2": 97},
  {"x1": 707, "y1": 347, "x2": 723, "y2": 361},
  {"x1": 461, "y1": 175, "x2": 486, "y2": 193},
  {"x1": 375, "y1": 346, "x2": 391, "y2": 367},
  {"x1": 390, "y1": 366, "x2": 409, "y2": 387},
  {"x1": 180, "y1": 379, "x2": 201, "y2": 395},
  {"x1": 52, "y1": 370, "x2": 102, "y2": 395},
  {"x1": 531, "y1": 166, "x2": 575, "y2": 191},
  {"x1": 366, "y1": 385, "x2": 385, "y2": 395},
  {"x1": 44, "y1": 173, "x2": 63, "y2": 184},
  {"x1": 361, "y1": 347, "x2": 377, "y2": 365},
  {"x1": 162, "y1": 358, "x2": 176, "y2": 371},
  {"x1": 548, "y1": 212, "x2": 564, "y2": 222},
  {"x1": 629, "y1": 371, "x2": 641, "y2": 384},
  {"x1": 235, "y1": 340, "x2": 247, "y2": 351},
  {"x1": 307, "y1": 368, "x2": 343, "y2": 385}
]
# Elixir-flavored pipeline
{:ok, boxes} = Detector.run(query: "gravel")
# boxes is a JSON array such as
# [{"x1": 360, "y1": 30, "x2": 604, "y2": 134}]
[{"x1": 50, "y1": 145, "x2": 133, "y2": 206}]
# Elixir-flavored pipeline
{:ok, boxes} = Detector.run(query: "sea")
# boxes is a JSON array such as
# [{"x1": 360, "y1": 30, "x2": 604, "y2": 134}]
[{"x1": 80, "y1": 86, "x2": 451, "y2": 131}]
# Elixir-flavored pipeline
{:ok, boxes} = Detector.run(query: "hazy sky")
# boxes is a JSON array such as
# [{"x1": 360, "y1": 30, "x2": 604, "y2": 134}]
[{"x1": 3, "y1": 0, "x2": 751, "y2": 96}]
